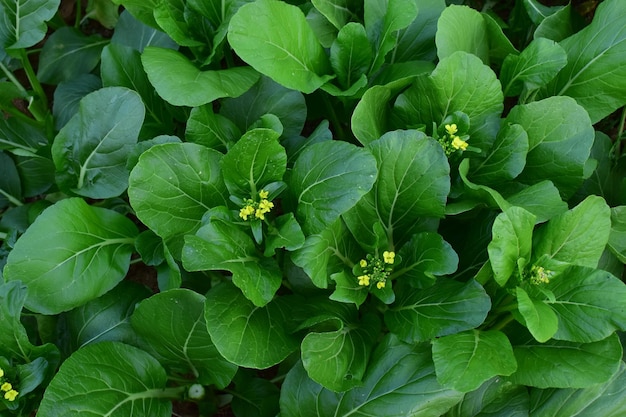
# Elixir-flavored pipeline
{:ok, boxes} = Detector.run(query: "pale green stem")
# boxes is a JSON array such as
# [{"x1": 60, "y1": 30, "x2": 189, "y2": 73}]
[{"x1": 0, "y1": 189, "x2": 23, "y2": 206}]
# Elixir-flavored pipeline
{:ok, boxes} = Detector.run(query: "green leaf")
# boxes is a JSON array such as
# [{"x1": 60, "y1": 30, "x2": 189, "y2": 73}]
[
  {"x1": 86, "y1": 0, "x2": 119, "y2": 28},
  {"x1": 435, "y1": 5, "x2": 489, "y2": 64},
  {"x1": 288, "y1": 141, "x2": 377, "y2": 235},
  {"x1": 183, "y1": 219, "x2": 282, "y2": 307},
  {"x1": 516, "y1": 286, "x2": 559, "y2": 343},
  {"x1": 38, "y1": 342, "x2": 172, "y2": 417},
  {"x1": 131, "y1": 289, "x2": 237, "y2": 388},
  {"x1": 302, "y1": 311, "x2": 380, "y2": 392},
  {"x1": 505, "y1": 96, "x2": 594, "y2": 198},
  {"x1": 364, "y1": 0, "x2": 418, "y2": 73},
  {"x1": 501, "y1": 37, "x2": 567, "y2": 97},
  {"x1": 3, "y1": 198, "x2": 138, "y2": 314},
  {"x1": 533, "y1": 195, "x2": 610, "y2": 270},
  {"x1": 395, "y1": 232, "x2": 459, "y2": 288},
  {"x1": 444, "y1": 377, "x2": 530, "y2": 417},
  {"x1": 228, "y1": 0, "x2": 333, "y2": 93},
  {"x1": 329, "y1": 270, "x2": 369, "y2": 307},
  {"x1": 221, "y1": 129, "x2": 286, "y2": 198},
  {"x1": 111, "y1": 0, "x2": 159, "y2": 29},
  {"x1": 128, "y1": 142, "x2": 228, "y2": 257},
  {"x1": 51, "y1": 86, "x2": 145, "y2": 198},
  {"x1": 505, "y1": 181, "x2": 567, "y2": 223},
  {"x1": 343, "y1": 130, "x2": 450, "y2": 247},
  {"x1": 62, "y1": 280, "x2": 151, "y2": 351},
  {"x1": 534, "y1": 3, "x2": 574, "y2": 42},
  {"x1": 433, "y1": 330, "x2": 517, "y2": 392},
  {"x1": 231, "y1": 371, "x2": 280, "y2": 417},
  {"x1": 221, "y1": 76, "x2": 307, "y2": 139},
  {"x1": 395, "y1": 51, "x2": 503, "y2": 143},
  {"x1": 0, "y1": 0, "x2": 60, "y2": 51},
  {"x1": 111, "y1": 10, "x2": 177, "y2": 52},
  {"x1": 37, "y1": 27, "x2": 107, "y2": 85},
  {"x1": 529, "y1": 361, "x2": 626, "y2": 417},
  {"x1": 185, "y1": 104, "x2": 240, "y2": 152},
  {"x1": 0, "y1": 112, "x2": 48, "y2": 151},
  {"x1": 508, "y1": 333, "x2": 623, "y2": 388},
  {"x1": 394, "y1": 0, "x2": 445, "y2": 62},
  {"x1": 469, "y1": 123, "x2": 529, "y2": 186},
  {"x1": 141, "y1": 47, "x2": 260, "y2": 107},
  {"x1": 0, "y1": 152, "x2": 21, "y2": 208},
  {"x1": 204, "y1": 282, "x2": 302, "y2": 369},
  {"x1": 53, "y1": 74, "x2": 102, "y2": 130},
  {"x1": 264, "y1": 213, "x2": 305, "y2": 257},
  {"x1": 488, "y1": 207, "x2": 536, "y2": 286},
  {"x1": 330, "y1": 23, "x2": 372, "y2": 90},
  {"x1": 0, "y1": 281, "x2": 59, "y2": 362},
  {"x1": 541, "y1": 266, "x2": 626, "y2": 343},
  {"x1": 608, "y1": 206, "x2": 626, "y2": 263},
  {"x1": 153, "y1": 0, "x2": 206, "y2": 47},
  {"x1": 523, "y1": 0, "x2": 559, "y2": 25},
  {"x1": 386, "y1": 279, "x2": 490, "y2": 343},
  {"x1": 541, "y1": 0, "x2": 626, "y2": 123},
  {"x1": 311, "y1": 0, "x2": 356, "y2": 30},
  {"x1": 280, "y1": 334, "x2": 463, "y2": 416}
]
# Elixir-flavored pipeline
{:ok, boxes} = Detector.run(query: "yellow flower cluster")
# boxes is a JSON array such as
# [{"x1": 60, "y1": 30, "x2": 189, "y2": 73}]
[
  {"x1": 439, "y1": 123, "x2": 469, "y2": 155},
  {"x1": 529, "y1": 265, "x2": 554, "y2": 286},
  {"x1": 356, "y1": 251, "x2": 395, "y2": 289},
  {"x1": 0, "y1": 368, "x2": 18, "y2": 402},
  {"x1": 239, "y1": 190, "x2": 275, "y2": 221}
]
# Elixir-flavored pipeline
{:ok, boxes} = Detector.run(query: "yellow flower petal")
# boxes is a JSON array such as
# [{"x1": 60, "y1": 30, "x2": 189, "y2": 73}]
[
  {"x1": 445, "y1": 124, "x2": 458, "y2": 135},
  {"x1": 259, "y1": 190, "x2": 269, "y2": 199},
  {"x1": 451, "y1": 136, "x2": 468, "y2": 151},
  {"x1": 376, "y1": 281, "x2": 386, "y2": 289},
  {"x1": 357, "y1": 275, "x2": 370, "y2": 286},
  {"x1": 383, "y1": 251, "x2": 395, "y2": 264},
  {"x1": 4, "y1": 389, "x2": 18, "y2": 401}
]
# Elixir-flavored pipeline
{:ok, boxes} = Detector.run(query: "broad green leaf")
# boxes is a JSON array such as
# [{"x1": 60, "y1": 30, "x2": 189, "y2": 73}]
[
  {"x1": 51, "y1": 87, "x2": 144, "y2": 198},
  {"x1": 516, "y1": 286, "x2": 558, "y2": 343},
  {"x1": 343, "y1": 130, "x2": 449, "y2": 247},
  {"x1": 523, "y1": 0, "x2": 559, "y2": 25},
  {"x1": 529, "y1": 362, "x2": 626, "y2": 417},
  {"x1": 433, "y1": 330, "x2": 517, "y2": 392},
  {"x1": 534, "y1": 3, "x2": 574, "y2": 42},
  {"x1": 141, "y1": 47, "x2": 259, "y2": 107},
  {"x1": 306, "y1": 6, "x2": 337, "y2": 49},
  {"x1": 111, "y1": 0, "x2": 159, "y2": 29},
  {"x1": 221, "y1": 129, "x2": 286, "y2": 198},
  {"x1": 0, "y1": 152, "x2": 20, "y2": 208},
  {"x1": 185, "y1": 104, "x2": 240, "y2": 152},
  {"x1": 394, "y1": 0, "x2": 445, "y2": 62},
  {"x1": 264, "y1": 213, "x2": 305, "y2": 257},
  {"x1": 533, "y1": 195, "x2": 610, "y2": 270},
  {"x1": 86, "y1": 0, "x2": 119, "y2": 28},
  {"x1": 469, "y1": 123, "x2": 529, "y2": 186},
  {"x1": 311, "y1": 0, "x2": 355, "y2": 29},
  {"x1": 228, "y1": 0, "x2": 333, "y2": 93},
  {"x1": 482, "y1": 13, "x2": 518, "y2": 65},
  {"x1": 204, "y1": 282, "x2": 302, "y2": 369},
  {"x1": 53, "y1": 74, "x2": 102, "y2": 130},
  {"x1": 291, "y1": 219, "x2": 358, "y2": 289},
  {"x1": 505, "y1": 96, "x2": 594, "y2": 198},
  {"x1": 0, "y1": 281, "x2": 59, "y2": 363},
  {"x1": 38, "y1": 342, "x2": 171, "y2": 417},
  {"x1": 364, "y1": 0, "x2": 418, "y2": 73},
  {"x1": 395, "y1": 232, "x2": 459, "y2": 288},
  {"x1": 0, "y1": 0, "x2": 60, "y2": 51},
  {"x1": 153, "y1": 0, "x2": 206, "y2": 47},
  {"x1": 288, "y1": 141, "x2": 377, "y2": 235},
  {"x1": 501, "y1": 38, "x2": 567, "y2": 97},
  {"x1": 37, "y1": 27, "x2": 108, "y2": 85},
  {"x1": 329, "y1": 270, "x2": 368, "y2": 307},
  {"x1": 280, "y1": 334, "x2": 463, "y2": 417},
  {"x1": 330, "y1": 23, "x2": 372, "y2": 90},
  {"x1": 435, "y1": 5, "x2": 489, "y2": 63},
  {"x1": 0, "y1": 114, "x2": 48, "y2": 151},
  {"x1": 505, "y1": 181, "x2": 567, "y2": 223},
  {"x1": 608, "y1": 206, "x2": 626, "y2": 263},
  {"x1": 386, "y1": 279, "x2": 490, "y2": 343},
  {"x1": 541, "y1": 0, "x2": 626, "y2": 123},
  {"x1": 508, "y1": 333, "x2": 622, "y2": 388},
  {"x1": 541, "y1": 266, "x2": 626, "y2": 343},
  {"x1": 231, "y1": 371, "x2": 280, "y2": 417},
  {"x1": 131, "y1": 289, "x2": 237, "y2": 388},
  {"x1": 488, "y1": 207, "x2": 536, "y2": 286},
  {"x1": 221, "y1": 76, "x2": 307, "y2": 138},
  {"x1": 111, "y1": 10, "x2": 177, "y2": 52},
  {"x1": 444, "y1": 377, "x2": 530, "y2": 417},
  {"x1": 101, "y1": 43, "x2": 173, "y2": 133},
  {"x1": 62, "y1": 281, "x2": 151, "y2": 351},
  {"x1": 302, "y1": 311, "x2": 380, "y2": 392},
  {"x1": 3, "y1": 198, "x2": 138, "y2": 315},
  {"x1": 574, "y1": 132, "x2": 622, "y2": 206},
  {"x1": 128, "y1": 142, "x2": 228, "y2": 257},
  {"x1": 395, "y1": 51, "x2": 503, "y2": 144},
  {"x1": 126, "y1": 135, "x2": 182, "y2": 170},
  {"x1": 183, "y1": 219, "x2": 282, "y2": 307}
]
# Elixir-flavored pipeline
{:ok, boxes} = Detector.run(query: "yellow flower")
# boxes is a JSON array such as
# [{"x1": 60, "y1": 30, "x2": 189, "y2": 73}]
[
  {"x1": 359, "y1": 259, "x2": 367, "y2": 268},
  {"x1": 0, "y1": 368, "x2": 3, "y2": 378},
  {"x1": 1, "y1": 382, "x2": 11, "y2": 392},
  {"x1": 451, "y1": 136, "x2": 468, "y2": 151},
  {"x1": 4, "y1": 389, "x2": 18, "y2": 401},
  {"x1": 445, "y1": 124, "x2": 458, "y2": 135},
  {"x1": 258, "y1": 199, "x2": 274, "y2": 213},
  {"x1": 259, "y1": 190, "x2": 269, "y2": 199},
  {"x1": 239, "y1": 205, "x2": 255, "y2": 220},
  {"x1": 255, "y1": 208, "x2": 266, "y2": 220},
  {"x1": 357, "y1": 275, "x2": 370, "y2": 286},
  {"x1": 376, "y1": 281, "x2": 386, "y2": 289},
  {"x1": 383, "y1": 251, "x2": 395, "y2": 264}
]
